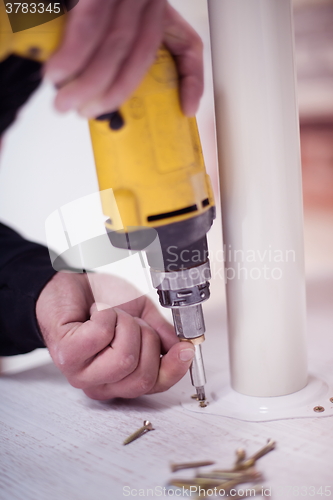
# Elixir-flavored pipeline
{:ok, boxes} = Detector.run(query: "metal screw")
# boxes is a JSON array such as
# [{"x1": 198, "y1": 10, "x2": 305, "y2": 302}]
[
  {"x1": 313, "y1": 406, "x2": 325, "y2": 413},
  {"x1": 235, "y1": 448, "x2": 246, "y2": 466},
  {"x1": 234, "y1": 439, "x2": 276, "y2": 470},
  {"x1": 251, "y1": 438, "x2": 276, "y2": 461},
  {"x1": 170, "y1": 460, "x2": 215, "y2": 473},
  {"x1": 198, "y1": 470, "x2": 262, "y2": 481},
  {"x1": 123, "y1": 420, "x2": 154, "y2": 445},
  {"x1": 329, "y1": 398, "x2": 333, "y2": 404},
  {"x1": 192, "y1": 394, "x2": 208, "y2": 407}
]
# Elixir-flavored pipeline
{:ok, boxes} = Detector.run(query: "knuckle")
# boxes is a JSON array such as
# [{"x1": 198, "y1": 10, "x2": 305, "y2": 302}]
[
  {"x1": 100, "y1": 363, "x2": 129, "y2": 385},
  {"x1": 122, "y1": 376, "x2": 156, "y2": 398},
  {"x1": 51, "y1": 349, "x2": 71, "y2": 372},
  {"x1": 120, "y1": 354, "x2": 137, "y2": 374},
  {"x1": 139, "y1": 374, "x2": 156, "y2": 394},
  {"x1": 107, "y1": 354, "x2": 138, "y2": 381}
]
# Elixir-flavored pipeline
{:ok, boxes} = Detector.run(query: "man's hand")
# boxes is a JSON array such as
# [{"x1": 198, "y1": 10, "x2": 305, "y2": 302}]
[
  {"x1": 36, "y1": 272, "x2": 195, "y2": 400},
  {"x1": 44, "y1": 0, "x2": 203, "y2": 117}
]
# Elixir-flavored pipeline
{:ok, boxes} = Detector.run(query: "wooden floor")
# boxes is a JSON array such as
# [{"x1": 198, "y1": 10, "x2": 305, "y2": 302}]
[{"x1": 1, "y1": 275, "x2": 333, "y2": 500}]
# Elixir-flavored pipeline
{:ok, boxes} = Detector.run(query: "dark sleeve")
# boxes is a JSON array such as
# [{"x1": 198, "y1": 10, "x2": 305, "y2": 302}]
[
  {"x1": 0, "y1": 222, "x2": 57, "y2": 356},
  {"x1": 0, "y1": 55, "x2": 42, "y2": 135},
  {"x1": 0, "y1": 55, "x2": 53, "y2": 355}
]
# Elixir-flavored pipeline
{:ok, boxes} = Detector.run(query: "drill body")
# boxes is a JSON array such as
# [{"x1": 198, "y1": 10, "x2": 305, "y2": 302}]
[
  {"x1": 1, "y1": 7, "x2": 215, "y2": 399},
  {"x1": 90, "y1": 47, "x2": 215, "y2": 400}
]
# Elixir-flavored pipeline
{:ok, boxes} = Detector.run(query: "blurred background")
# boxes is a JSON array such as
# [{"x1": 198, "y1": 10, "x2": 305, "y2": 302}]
[
  {"x1": 0, "y1": 0, "x2": 332, "y2": 372},
  {"x1": 294, "y1": 0, "x2": 333, "y2": 275}
]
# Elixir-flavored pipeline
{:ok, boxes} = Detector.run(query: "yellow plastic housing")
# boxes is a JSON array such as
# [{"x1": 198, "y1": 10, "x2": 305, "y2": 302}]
[
  {"x1": 0, "y1": 5, "x2": 214, "y2": 233},
  {"x1": 89, "y1": 47, "x2": 214, "y2": 231}
]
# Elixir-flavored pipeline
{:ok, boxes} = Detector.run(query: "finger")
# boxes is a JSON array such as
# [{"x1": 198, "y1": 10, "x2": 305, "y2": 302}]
[
  {"x1": 88, "y1": 274, "x2": 142, "y2": 311},
  {"x1": 67, "y1": 308, "x2": 142, "y2": 388},
  {"x1": 44, "y1": 0, "x2": 116, "y2": 86},
  {"x1": 148, "y1": 341, "x2": 195, "y2": 394},
  {"x1": 79, "y1": 0, "x2": 166, "y2": 118},
  {"x1": 54, "y1": 0, "x2": 152, "y2": 112},
  {"x1": 140, "y1": 298, "x2": 178, "y2": 353},
  {"x1": 54, "y1": 307, "x2": 118, "y2": 374},
  {"x1": 83, "y1": 317, "x2": 161, "y2": 400},
  {"x1": 163, "y1": 4, "x2": 204, "y2": 116},
  {"x1": 114, "y1": 317, "x2": 161, "y2": 397}
]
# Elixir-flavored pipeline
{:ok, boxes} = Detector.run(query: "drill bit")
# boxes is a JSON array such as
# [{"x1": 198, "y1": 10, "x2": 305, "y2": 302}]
[
  {"x1": 190, "y1": 343, "x2": 207, "y2": 401},
  {"x1": 196, "y1": 386, "x2": 206, "y2": 401},
  {"x1": 171, "y1": 302, "x2": 208, "y2": 402}
]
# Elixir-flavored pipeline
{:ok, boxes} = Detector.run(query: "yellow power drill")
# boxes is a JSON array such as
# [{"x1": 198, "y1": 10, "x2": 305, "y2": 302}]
[{"x1": 0, "y1": 3, "x2": 215, "y2": 401}]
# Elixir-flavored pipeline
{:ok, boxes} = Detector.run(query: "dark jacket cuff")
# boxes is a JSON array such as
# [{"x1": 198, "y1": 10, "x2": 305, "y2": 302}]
[{"x1": 0, "y1": 242, "x2": 56, "y2": 356}]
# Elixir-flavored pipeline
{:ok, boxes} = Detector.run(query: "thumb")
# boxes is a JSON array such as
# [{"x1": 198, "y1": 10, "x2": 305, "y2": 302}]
[{"x1": 147, "y1": 341, "x2": 195, "y2": 394}]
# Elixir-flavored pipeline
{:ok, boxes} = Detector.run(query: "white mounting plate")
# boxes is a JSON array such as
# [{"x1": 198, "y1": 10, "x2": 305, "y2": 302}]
[{"x1": 182, "y1": 373, "x2": 333, "y2": 422}]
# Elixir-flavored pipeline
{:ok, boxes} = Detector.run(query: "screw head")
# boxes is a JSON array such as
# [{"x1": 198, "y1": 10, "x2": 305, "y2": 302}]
[
  {"x1": 143, "y1": 420, "x2": 154, "y2": 430},
  {"x1": 330, "y1": 397, "x2": 333, "y2": 404},
  {"x1": 235, "y1": 448, "x2": 246, "y2": 461},
  {"x1": 313, "y1": 405, "x2": 325, "y2": 413}
]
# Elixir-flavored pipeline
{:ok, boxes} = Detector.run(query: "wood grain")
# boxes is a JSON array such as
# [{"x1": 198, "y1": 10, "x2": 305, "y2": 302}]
[{"x1": 1, "y1": 278, "x2": 333, "y2": 500}]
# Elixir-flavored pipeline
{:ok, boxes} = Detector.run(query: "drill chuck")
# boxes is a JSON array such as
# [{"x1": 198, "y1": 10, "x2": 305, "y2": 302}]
[
  {"x1": 150, "y1": 261, "x2": 211, "y2": 308},
  {"x1": 151, "y1": 261, "x2": 210, "y2": 400}
]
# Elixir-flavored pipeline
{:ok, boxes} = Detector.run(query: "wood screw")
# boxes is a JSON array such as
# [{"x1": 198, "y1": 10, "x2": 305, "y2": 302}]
[{"x1": 123, "y1": 420, "x2": 154, "y2": 445}]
